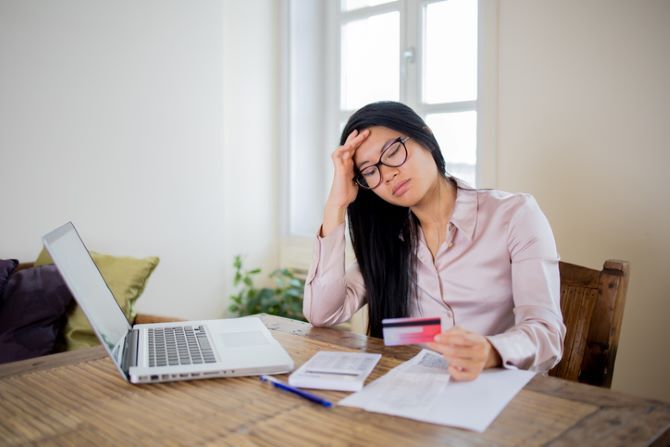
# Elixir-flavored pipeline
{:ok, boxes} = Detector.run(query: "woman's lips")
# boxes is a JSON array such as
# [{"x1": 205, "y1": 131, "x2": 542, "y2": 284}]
[{"x1": 393, "y1": 179, "x2": 411, "y2": 196}]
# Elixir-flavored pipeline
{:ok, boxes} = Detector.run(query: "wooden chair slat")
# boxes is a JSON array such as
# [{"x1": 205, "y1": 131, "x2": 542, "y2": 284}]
[{"x1": 550, "y1": 259, "x2": 630, "y2": 388}]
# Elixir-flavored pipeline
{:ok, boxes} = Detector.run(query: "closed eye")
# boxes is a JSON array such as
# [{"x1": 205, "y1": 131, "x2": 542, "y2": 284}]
[
  {"x1": 361, "y1": 167, "x2": 377, "y2": 177},
  {"x1": 386, "y1": 143, "x2": 401, "y2": 157}
]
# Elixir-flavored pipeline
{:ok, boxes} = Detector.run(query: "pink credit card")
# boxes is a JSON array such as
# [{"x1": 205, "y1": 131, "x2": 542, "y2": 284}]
[{"x1": 382, "y1": 316, "x2": 443, "y2": 346}]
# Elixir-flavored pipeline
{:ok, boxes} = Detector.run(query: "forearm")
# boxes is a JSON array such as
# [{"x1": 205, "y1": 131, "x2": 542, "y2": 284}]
[
  {"x1": 321, "y1": 200, "x2": 348, "y2": 237},
  {"x1": 499, "y1": 196, "x2": 565, "y2": 371},
  {"x1": 321, "y1": 127, "x2": 368, "y2": 237},
  {"x1": 303, "y1": 224, "x2": 365, "y2": 326},
  {"x1": 487, "y1": 315, "x2": 565, "y2": 371},
  {"x1": 304, "y1": 276, "x2": 359, "y2": 327}
]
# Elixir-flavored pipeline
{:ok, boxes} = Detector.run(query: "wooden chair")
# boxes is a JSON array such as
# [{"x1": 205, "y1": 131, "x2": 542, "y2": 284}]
[{"x1": 549, "y1": 259, "x2": 630, "y2": 388}]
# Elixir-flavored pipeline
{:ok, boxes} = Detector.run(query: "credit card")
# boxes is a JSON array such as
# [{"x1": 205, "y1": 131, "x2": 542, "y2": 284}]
[{"x1": 381, "y1": 316, "x2": 443, "y2": 346}]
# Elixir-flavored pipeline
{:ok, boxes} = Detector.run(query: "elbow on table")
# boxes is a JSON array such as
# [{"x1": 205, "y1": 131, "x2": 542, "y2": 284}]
[
  {"x1": 302, "y1": 286, "x2": 336, "y2": 327},
  {"x1": 302, "y1": 301, "x2": 342, "y2": 328},
  {"x1": 303, "y1": 282, "x2": 353, "y2": 327},
  {"x1": 302, "y1": 306, "x2": 335, "y2": 327},
  {"x1": 306, "y1": 316, "x2": 330, "y2": 328}
]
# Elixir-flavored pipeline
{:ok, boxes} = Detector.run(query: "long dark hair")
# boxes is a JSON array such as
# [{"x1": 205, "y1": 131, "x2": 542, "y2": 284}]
[{"x1": 342, "y1": 101, "x2": 448, "y2": 337}]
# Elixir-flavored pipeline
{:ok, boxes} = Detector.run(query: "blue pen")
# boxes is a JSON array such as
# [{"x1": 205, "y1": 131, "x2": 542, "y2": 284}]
[{"x1": 260, "y1": 375, "x2": 333, "y2": 408}]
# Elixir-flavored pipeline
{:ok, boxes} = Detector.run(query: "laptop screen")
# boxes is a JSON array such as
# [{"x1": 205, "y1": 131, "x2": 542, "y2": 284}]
[{"x1": 43, "y1": 223, "x2": 131, "y2": 355}]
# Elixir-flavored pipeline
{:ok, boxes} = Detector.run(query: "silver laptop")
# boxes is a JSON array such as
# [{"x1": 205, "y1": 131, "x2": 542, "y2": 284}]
[{"x1": 43, "y1": 222, "x2": 294, "y2": 384}]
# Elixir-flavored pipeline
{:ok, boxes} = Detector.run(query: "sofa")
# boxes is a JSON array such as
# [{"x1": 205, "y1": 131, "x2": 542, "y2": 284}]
[{"x1": 0, "y1": 251, "x2": 173, "y2": 364}]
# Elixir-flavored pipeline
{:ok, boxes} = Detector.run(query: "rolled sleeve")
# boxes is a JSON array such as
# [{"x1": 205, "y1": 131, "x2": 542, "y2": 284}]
[{"x1": 303, "y1": 223, "x2": 366, "y2": 327}]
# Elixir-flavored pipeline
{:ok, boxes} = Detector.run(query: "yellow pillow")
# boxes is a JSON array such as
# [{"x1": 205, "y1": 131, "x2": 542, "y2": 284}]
[{"x1": 35, "y1": 248, "x2": 159, "y2": 350}]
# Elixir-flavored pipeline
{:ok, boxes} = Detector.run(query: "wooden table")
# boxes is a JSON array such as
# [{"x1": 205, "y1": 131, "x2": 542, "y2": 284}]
[{"x1": 1, "y1": 315, "x2": 668, "y2": 446}]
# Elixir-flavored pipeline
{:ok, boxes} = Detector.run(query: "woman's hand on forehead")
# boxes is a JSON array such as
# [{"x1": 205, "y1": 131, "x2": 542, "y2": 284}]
[{"x1": 343, "y1": 128, "x2": 371, "y2": 154}]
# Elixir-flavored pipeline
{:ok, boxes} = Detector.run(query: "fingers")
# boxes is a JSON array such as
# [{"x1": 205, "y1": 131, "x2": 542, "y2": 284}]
[
  {"x1": 435, "y1": 326, "x2": 483, "y2": 346},
  {"x1": 426, "y1": 340, "x2": 488, "y2": 365},
  {"x1": 331, "y1": 130, "x2": 370, "y2": 182},
  {"x1": 343, "y1": 128, "x2": 370, "y2": 148},
  {"x1": 334, "y1": 129, "x2": 370, "y2": 160},
  {"x1": 448, "y1": 365, "x2": 482, "y2": 382},
  {"x1": 343, "y1": 128, "x2": 359, "y2": 145},
  {"x1": 427, "y1": 327, "x2": 492, "y2": 382}
]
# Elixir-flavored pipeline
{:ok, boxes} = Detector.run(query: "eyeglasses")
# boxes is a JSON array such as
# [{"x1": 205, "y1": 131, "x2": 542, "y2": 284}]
[{"x1": 354, "y1": 136, "x2": 410, "y2": 190}]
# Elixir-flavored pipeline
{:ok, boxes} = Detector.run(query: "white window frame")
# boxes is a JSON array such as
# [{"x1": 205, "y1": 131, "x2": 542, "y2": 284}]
[{"x1": 279, "y1": 0, "x2": 498, "y2": 270}]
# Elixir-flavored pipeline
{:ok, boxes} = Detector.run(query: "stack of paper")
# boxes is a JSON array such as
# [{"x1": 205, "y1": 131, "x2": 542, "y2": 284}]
[
  {"x1": 339, "y1": 350, "x2": 535, "y2": 432},
  {"x1": 288, "y1": 351, "x2": 381, "y2": 392}
]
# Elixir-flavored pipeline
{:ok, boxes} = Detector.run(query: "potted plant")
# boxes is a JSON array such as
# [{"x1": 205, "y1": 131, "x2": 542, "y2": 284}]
[{"x1": 228, "y1": 255, "x2": 306, "y2": 321}]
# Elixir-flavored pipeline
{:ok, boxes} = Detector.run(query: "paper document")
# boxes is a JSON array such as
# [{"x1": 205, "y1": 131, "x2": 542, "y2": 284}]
[
  {"x1": 339, "y1": 349, "x2": 535, "y2": 432},
  {"x1": 288, "y1": 351, "x2": 381, "y2": 392}
]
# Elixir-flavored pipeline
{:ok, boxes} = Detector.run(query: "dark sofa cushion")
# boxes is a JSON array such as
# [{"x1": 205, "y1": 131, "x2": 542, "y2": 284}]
[
  {"x1": 0, "y1": 259, "x2": 18, "y2": 304},
  {"x1": 0, "y1": 265, "x2": 74, "y2": 363}
]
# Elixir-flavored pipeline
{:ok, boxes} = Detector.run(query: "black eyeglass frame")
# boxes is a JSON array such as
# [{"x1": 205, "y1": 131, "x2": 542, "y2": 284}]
[{"x1": 353, "y1": 136, "x2": 411, "y2": 190}]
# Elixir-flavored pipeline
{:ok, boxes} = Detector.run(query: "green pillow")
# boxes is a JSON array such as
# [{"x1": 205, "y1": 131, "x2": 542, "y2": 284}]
[{"x1": 35, "y1": 248, "x2": 159, "y2": 350}]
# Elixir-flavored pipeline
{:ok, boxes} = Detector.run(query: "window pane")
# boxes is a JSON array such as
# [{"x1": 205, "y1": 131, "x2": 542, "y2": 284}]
[
  {"x1": 342, "y1": 0, "x2": 394, "y2": 12},
  {"x1": 341, "y1": 12, "x2": 399, "y2": 110},
  {"x1": 425, "y1": 111, "x2": 477, "y2": 186},
  {"x1": 423, "y1": 0, "x2": 477, "y2": 104}
]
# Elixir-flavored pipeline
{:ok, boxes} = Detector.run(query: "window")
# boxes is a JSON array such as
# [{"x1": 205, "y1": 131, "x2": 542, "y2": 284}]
[
  {"x1": 338, "y1": 0, "x2": 478, "y2": 184},
  {"x1": 281, "y1": 0, "x2": 496, "y2": 267}
]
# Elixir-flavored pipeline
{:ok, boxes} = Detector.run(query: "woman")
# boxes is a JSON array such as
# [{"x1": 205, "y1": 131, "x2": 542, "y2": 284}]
[{"x1": 303, "y1": 101, "x2": 565, "y2": 381}]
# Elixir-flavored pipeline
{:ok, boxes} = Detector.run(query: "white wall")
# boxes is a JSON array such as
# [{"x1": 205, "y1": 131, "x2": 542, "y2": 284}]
[
  {"x1": 0, "y1": 0, "x2": 279, "y2": 320},
  {"x1": 497, "y1": 0, "x2": 670, "y2": 402},
  {"x1": 222, "y1": 0, "x2": 280, "y2": 303}
]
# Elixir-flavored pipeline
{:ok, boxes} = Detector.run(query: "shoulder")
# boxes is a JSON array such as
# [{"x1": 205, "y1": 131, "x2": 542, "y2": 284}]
[
  {"x1": 474, "y1": 188, "x2": 554, "y2": 243},
  {"x1": 451, "y1": 178, "x2": 552, "y2": 244},
  {"x1": 474, "y1": 187, "x2": 542, "y2": 223},
  {"x1": 474, "y1": 188, "x2": 556, "y2": 258}
]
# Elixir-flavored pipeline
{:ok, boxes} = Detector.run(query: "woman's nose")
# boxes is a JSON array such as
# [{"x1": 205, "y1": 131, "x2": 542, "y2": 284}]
[{"x1": 382, "y1": 166, "x2": 399, "y2": 183}]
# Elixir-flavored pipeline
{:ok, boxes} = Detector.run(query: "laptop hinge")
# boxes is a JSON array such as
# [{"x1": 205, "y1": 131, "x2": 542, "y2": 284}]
[{"x1": 121, "y1": 329, "x2": 140, "y2": 373}]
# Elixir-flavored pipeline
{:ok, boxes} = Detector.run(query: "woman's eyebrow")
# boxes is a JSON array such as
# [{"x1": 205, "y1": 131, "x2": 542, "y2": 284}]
[
  {"x1": 380, "y1": 136, "x2": 400, "y2": 152},
  {"x1": 358, "y1": 137, "x2": 400, "y2": 170}
]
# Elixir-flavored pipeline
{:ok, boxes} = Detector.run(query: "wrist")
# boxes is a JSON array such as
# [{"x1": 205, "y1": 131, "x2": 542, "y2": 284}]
[
  {"x1": 485, "y1": 340, "x2": 502, "y2": 369},
  {"x1": 325, "y1": 193, "x2": 352, "y2": 211},
  {"x1": 325, "y1": 200, "x2": 348, "y2": 220},
  {"x1": 321, "y1": 204, "x2": 347, "y2": 237}
]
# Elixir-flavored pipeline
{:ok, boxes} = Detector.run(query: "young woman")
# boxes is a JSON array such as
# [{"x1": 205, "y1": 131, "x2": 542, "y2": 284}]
[{"x1": 303, "y1": 101, "x2": 565, "y2": 381}]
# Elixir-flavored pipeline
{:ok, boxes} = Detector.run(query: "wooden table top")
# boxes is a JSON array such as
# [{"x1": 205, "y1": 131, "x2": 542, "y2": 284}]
[{"x1": 1, "y1": 314, "x2": 668, "y2": 446}]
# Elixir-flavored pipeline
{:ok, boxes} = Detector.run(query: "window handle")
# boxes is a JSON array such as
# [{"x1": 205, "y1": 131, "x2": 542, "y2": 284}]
[{"x1": 403, "y1": 47, "x2": 415, "y2": 63}]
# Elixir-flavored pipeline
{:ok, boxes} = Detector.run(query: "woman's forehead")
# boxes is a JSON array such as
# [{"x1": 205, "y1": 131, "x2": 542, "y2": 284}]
[{"x1": 354, "y1": 126, "x2": 398, "y2": 162}]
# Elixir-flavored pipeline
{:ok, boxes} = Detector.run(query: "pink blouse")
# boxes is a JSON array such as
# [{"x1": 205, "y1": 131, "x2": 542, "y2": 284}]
[{"x1": 303, "y1": 183, "x2": 566, "y2": 372}]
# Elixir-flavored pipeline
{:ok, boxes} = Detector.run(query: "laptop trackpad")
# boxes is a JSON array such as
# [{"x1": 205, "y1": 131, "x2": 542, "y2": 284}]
[{"x1": 219, "y1": 331, "x2": 270, "y2": 348}]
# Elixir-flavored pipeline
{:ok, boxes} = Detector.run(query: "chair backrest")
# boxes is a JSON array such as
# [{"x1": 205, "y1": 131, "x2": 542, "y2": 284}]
[{"x1": 549, "y1": 259, "x2": 630, "y2": 388}]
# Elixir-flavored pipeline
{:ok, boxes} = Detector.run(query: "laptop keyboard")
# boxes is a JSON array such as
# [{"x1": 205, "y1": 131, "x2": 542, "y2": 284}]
[{"x1": 148, "y1": 325, "x2": 216, "y2": 367}]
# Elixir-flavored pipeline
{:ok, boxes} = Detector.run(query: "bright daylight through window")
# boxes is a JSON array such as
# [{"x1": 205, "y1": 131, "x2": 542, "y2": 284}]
[{"x1": 284, "y1": 0, "x2": 480, "y2": 249}]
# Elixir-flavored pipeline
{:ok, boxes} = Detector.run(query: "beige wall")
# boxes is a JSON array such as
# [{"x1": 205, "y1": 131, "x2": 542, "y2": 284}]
[
  {"x1": 0, "y1": 0, "x2": 280, "y2": 320},
  {"x1": 497, "y1": 1, "x2": 670, "y2": 402}
]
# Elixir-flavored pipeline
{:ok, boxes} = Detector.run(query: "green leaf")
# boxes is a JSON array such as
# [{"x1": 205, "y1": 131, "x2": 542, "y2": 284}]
[
  {"x1": 228, "y1": 255, "x2": 307, "y2": 320},
  {"x1": 285, "y1": 289, "x2": 303, "y2": 298},
  {"x1": 289, "y1": 278, "x2": 304, "y2": 288}
]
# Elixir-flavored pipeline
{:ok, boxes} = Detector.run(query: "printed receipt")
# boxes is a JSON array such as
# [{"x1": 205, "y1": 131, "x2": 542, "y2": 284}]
[
  {"x1": 288, "y1": 351, "x2": 381, "y2": 392},
  {"x1": 341, "y1": 350, "x2": 450, "y2": 416},
  {"x1": 304, "y1": 352, "x2": 380, "y2": 375},
  {"x1": 339, "y1": 349, "x2": 535, "y2": 432}
]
